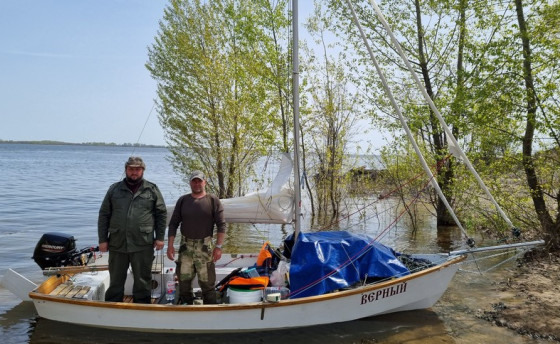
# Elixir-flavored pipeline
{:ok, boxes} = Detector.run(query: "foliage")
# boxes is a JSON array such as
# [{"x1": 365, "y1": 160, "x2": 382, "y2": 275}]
[
  {"x1": 146, "y1": 0, "x2": 560, "y2": 248},
  {"x1": 301, "y1": 1, "x2": 367, "y2": 217},
  {"x1": 146, "y1": 0, "x2": 290, "y2": 197},
  {"x1": 324, "y1": 0, "x2": 559, "y2": 247}
]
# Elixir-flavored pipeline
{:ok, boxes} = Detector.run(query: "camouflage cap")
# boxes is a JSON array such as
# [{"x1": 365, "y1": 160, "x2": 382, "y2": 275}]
[
  {"x1": 125, "y1": 156, "x2": 146, "y2": 170},
  {"x1": 189, "y1": 170, "x2": 205, "y2": 181}
]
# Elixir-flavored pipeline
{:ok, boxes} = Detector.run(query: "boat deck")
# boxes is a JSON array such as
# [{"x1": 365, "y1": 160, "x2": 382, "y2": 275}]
[
  {"x1": 49, "y1": 282, "x2": 162, "y2": 304},
  {"x1": 48, "y1": 279, "x2": 163, "y2": 304},
  {"x1": 49, "y1": 283, "x2": 92, "y2": 299}
]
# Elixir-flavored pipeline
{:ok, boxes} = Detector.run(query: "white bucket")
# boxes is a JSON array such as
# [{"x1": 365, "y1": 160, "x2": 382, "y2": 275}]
[{"x1": 227, "y1": 288, "x2": 262, "y2": 304}]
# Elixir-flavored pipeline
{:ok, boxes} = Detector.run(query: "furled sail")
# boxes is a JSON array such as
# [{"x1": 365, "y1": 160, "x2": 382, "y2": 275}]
[
  {"x1": 166, "y1": 153, "x2": 294, "y2": 225},
  {"x1": 221, "y1": 153, "x2": 294, "y2": 224}
]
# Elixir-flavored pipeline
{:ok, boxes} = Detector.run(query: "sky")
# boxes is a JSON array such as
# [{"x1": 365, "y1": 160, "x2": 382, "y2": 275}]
[
  {"x1": 0, "y1": 1, "x2": 384, "y2": 150},
  {"x1": 0, "y1": 1, "x2": 169, "y2": 145}
]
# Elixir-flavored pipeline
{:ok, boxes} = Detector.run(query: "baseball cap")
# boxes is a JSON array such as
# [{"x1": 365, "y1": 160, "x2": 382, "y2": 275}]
[{"x1": 189, "y1": 170, "x2": 205, "y2": 182}]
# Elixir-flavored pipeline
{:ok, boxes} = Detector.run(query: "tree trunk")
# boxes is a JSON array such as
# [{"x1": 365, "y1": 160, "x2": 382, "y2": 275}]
[
  {"x1": 413, "y1": 0, "x2": 454, "y2": 226},
  {"x1": 514, "y1": 0, "x2": 559, "y2": 249}
]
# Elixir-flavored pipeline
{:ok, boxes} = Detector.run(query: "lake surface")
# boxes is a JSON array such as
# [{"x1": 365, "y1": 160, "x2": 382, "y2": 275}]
[{"x1": 0, "y1": 144, "x2": 546, "y2": 343}]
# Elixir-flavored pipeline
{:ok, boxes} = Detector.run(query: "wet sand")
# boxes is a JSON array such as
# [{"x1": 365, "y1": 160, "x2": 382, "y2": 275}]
[{"x1": 477, "y1": 251, "x2": 560, "y2": 341}]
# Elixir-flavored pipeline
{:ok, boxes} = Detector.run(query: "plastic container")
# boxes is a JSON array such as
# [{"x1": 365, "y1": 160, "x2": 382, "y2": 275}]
[
  {"x1": 263, "y1": 287, "x2": 290, "y2": 301},
  {"x1": 265, "y1": 293, "x2": 281, "y2": 302},
  {"x1": 166, "y1": 280, "x2": 176, "y2": 304},
  {"x1": 244, "y1": 267, "x2": 259, "y2": 278},
  {"x1": 227, "y1": 288, "x2": 262, "y2": 304}
]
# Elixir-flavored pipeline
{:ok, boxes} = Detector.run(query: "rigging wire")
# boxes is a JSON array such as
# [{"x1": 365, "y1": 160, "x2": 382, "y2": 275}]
[
  {"x1": 459, "y1": 248, "x2": 529, "y2": 274},
  {"x1": 130, "y1": 102, "x2": 157, "y2": 157},
  {"x1": 359, "y1": 0, "x2": 517, "y2": 233},
  {"x1": 344, "y1": 0, "x2": 473, "y2": 247},
  {"x1": 120, "y1": 102, "x2": 157, "y2": 180},
  {"x1": 315, "y1": 155, "x2": 465, "y2": 243},
  {"x1": 290, "y1": 174, "x2": 438, "y2": 298}
]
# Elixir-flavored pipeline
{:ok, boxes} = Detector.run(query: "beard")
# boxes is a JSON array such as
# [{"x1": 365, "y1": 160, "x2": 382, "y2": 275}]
[{"x1": 125, "y1": 175, "x2": 143, "y2": 185}]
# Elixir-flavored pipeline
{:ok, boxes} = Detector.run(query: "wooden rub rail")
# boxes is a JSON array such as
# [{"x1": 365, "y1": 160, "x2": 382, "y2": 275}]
[{"x1": 122, "y1": 296, "x2": 161, "y2": 304}]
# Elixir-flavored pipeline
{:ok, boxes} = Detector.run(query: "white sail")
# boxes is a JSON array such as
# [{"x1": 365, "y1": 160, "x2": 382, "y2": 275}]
[
  {"x1": 221, "y1": 153, "x2": 294, "y2": 224},
  {"x1": 166, "y1": 153, "x2": 294, "y2": 225}
]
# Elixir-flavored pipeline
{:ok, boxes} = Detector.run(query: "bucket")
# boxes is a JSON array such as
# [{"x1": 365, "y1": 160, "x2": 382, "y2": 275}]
[{"x1": 227, "y1": 288, "x2": 262, "y2": 304}]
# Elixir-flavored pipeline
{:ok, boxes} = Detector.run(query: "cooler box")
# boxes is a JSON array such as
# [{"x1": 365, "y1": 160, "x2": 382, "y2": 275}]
[{"x1": 71, "y1": 271, "x2": 111, "y2": 300}]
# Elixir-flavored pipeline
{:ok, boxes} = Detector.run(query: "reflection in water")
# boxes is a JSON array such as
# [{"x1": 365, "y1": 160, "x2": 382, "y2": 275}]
[
  {"x1": 0, "y1": 302, "x2": 37, "y2": 344},
  {"x1": 29, "y1": 310, "x2": 449, "y2": 344},
  {"x1": 436, "y1": 225, "x2": 466, "y2": 252}
]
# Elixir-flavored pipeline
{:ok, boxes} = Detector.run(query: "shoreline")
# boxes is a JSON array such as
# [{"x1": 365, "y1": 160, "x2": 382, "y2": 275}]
[
  {"x1": 478, "y1": 250, "x2": 560, "y2": 341},
  {"x1": 0, "y1": 140, "x2": 165, "y2": 148}
]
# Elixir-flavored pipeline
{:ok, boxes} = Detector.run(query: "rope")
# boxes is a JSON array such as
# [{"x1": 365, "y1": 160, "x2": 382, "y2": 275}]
[
  {"x1": 373, "y1": 175, "x2": 435, "y2": 243},
  {"x1": 316, "y1": 154, "x2": 453, "y2": 233},
  {"x1": 251, "y1": 223, "x2": 272, "y2": 243}
]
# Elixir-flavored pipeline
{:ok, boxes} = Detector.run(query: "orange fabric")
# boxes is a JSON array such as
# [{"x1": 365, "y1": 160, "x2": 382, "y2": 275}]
[
  {"x1": 226, "y1": 276, "x2": 270, "y2": 290},
  {"x1": 256, "y1": 241, "x2": 272, "y2": 266}
]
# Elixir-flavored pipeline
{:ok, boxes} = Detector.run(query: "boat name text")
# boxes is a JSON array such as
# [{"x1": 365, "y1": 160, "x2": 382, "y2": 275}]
[{"x1": 361, "y1": 282, "x2": 407, "y2": 304}]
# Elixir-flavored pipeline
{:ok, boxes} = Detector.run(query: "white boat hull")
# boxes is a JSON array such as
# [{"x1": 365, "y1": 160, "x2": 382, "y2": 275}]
[{"x1": 29, "y1": 254, "x2": 465, "y2": 333}]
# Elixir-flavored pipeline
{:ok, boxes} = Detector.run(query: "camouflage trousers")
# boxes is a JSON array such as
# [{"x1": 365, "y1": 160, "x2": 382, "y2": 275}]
[{"x1": 177, "y1": 236, "x2": 216, "y2": 304}]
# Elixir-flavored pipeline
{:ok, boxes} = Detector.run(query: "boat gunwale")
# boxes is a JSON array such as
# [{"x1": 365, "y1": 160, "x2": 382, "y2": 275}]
[{"x1": 29, "y1": 254, "x2": 466, "y2": 311}]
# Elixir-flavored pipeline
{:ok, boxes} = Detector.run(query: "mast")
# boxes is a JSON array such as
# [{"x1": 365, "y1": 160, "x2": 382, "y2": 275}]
[{"x1": 292, "y1": 0, "x2": 302, "y2": 239}]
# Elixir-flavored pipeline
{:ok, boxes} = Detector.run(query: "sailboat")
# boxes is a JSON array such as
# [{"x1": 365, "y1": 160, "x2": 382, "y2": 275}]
[{"x1": 3, "y1": 0, "x2": 543, "y2": 333}]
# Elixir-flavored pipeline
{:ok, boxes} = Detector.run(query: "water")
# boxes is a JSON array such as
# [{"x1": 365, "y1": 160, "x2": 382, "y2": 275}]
[{"x1": 0, "y1": 144, "x2": 545, "y2": 343}]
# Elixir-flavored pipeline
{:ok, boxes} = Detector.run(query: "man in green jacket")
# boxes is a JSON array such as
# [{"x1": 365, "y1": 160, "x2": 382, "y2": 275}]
[{"x1": 98, "y1": 156, "x2": 167, "y2": 303}]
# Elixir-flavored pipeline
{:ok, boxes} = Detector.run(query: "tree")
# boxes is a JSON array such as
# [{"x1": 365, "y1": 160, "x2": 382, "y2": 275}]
[
  {"x1": 300, "y1": 3, "x2": 365, "y2": 219},
  {"x1": 514, "y1": 0, "x2": 560, "y2": 249},
  {"x1": 328, "y1": 0, "x2": 471, "y2": 226},
  {"x1": 331, "y1": 0, "x2": 560, "y2": 248},
  {"x1": 146, "y1": 0, "x2": 290, "y2": 198}
]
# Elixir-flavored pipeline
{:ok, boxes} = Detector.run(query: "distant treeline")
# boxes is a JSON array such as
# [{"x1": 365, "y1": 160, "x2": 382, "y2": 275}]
[{"x1": 0, "y1": 139, "x2": 165, "y2": 148}]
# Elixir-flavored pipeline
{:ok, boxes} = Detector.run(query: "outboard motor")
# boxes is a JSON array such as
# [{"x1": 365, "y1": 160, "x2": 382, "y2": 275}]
[{"x1": 32, "y1": 232, "x2": 97, "y2": 270}]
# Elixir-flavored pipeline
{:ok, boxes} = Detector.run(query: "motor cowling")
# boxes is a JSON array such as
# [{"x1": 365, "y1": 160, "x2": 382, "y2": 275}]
[{"x1": 32, "y1": 232, "x2": 79, "y2": 270}]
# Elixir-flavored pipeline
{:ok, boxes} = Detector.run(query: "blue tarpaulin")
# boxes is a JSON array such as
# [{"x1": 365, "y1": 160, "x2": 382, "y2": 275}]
[{"x1": 288, "y1": 231, "x2": 410, "y2": 298}]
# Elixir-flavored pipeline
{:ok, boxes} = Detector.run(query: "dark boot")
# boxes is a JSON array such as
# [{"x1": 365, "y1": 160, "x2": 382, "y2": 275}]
[
  {"x1": 177, "y1": 279, "x2": 194, "y2": 304},
  {"x1": 202, "y1": 290, "x2": 217, "y2": 304},
  {"x1": 178, "y1": 293, "x2": 194, "y2": 305}
]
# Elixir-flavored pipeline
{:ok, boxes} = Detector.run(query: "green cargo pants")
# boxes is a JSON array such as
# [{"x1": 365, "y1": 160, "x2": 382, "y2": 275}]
[
  {"x1": 177, "y1": 236, "x2": 217, "y2": 304},
  {"x1": 105, "y1": 248, "x2": 153, "y2": 303}
]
